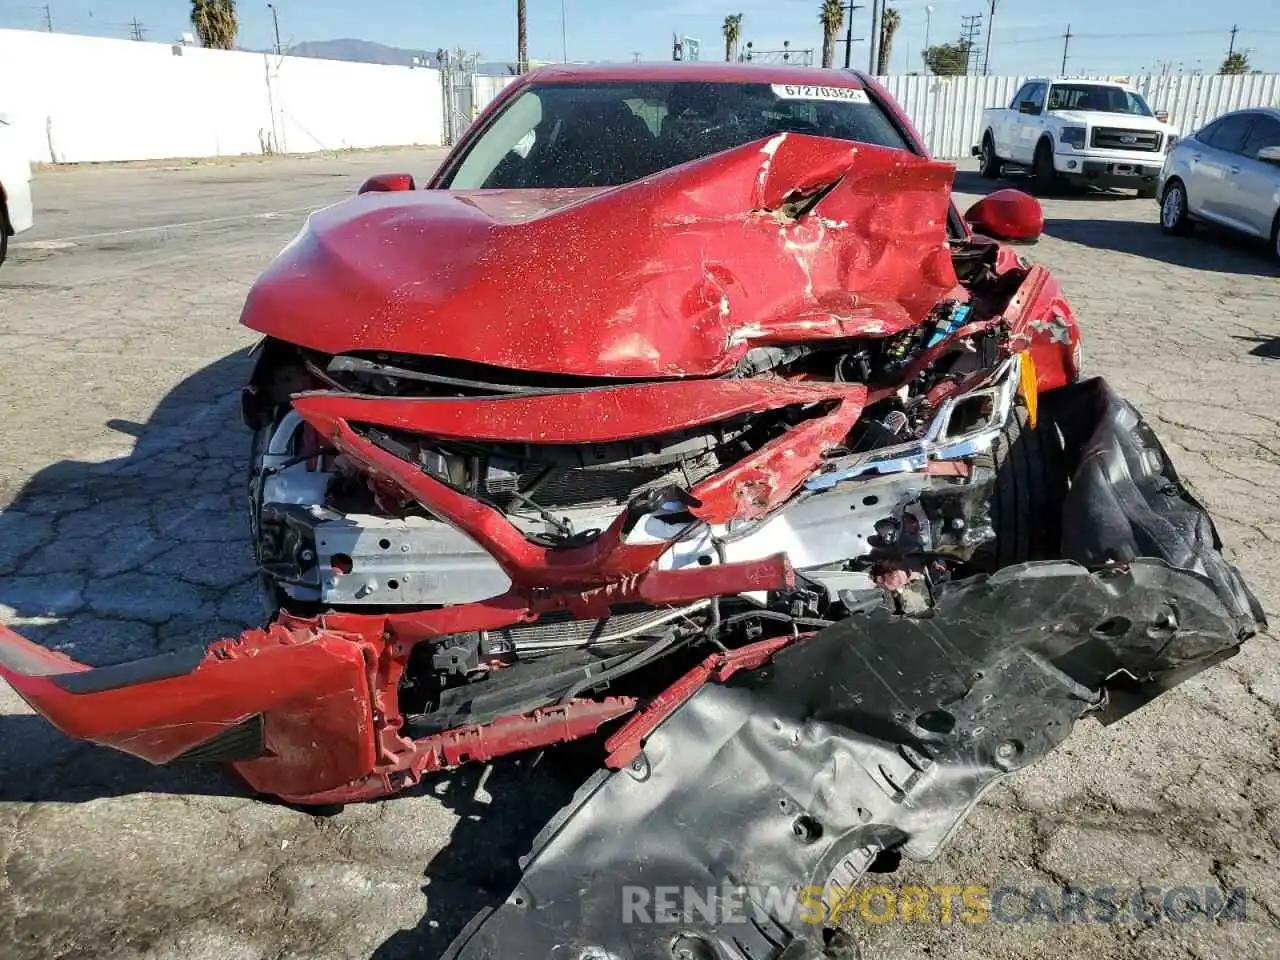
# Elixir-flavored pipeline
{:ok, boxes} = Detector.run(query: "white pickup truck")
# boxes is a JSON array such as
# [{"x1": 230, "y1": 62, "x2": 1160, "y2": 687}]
[
  {"x1": 974, "y1": 77, "x2": 1177, "y2": 197},
  {"x1": 0, "y1": 112, "x2": 33, "y2": 267}
]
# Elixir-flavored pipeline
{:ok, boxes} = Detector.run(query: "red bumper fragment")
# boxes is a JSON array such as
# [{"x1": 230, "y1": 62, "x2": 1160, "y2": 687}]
[{"x1": 0, "y1": 548, "x2": 795, "y2": 802}]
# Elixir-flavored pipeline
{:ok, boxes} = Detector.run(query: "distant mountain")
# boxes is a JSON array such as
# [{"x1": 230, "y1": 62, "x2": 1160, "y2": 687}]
[{"x1": 283, "y1": 38, "x2": 514, "y2": 75}]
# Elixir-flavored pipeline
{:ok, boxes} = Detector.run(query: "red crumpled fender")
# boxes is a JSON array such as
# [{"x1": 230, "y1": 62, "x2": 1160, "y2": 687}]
[{"x1": 1002, "y1": 262, "x2": 1082, "y2": 391}]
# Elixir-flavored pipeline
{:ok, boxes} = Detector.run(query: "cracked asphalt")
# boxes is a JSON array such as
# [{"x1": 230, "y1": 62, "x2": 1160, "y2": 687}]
[{"x1": 1, "y1": 151, "x2": 1278, "y2": 960}]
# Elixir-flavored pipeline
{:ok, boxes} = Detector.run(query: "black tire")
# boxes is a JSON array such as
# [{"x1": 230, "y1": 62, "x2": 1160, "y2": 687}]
[
  {"x1": 1270, "y1": 212, "x2": 1280, "y2": 264},
  {"x1": 986, "y1": 403, "x2": 1068, "y2": 569},
  {"x1": 0, "y1": 200, "x2": 9, "y2": 267},
  {"x1": 1159, "y1": 178, "x2": 1194, "y2": 235},
  {"x1": 979, "y1": 133, "x2": 1003, "y2": 179},
  {"x1": 1032, "y1": 139, "x2": 1058, "y2": 195}
]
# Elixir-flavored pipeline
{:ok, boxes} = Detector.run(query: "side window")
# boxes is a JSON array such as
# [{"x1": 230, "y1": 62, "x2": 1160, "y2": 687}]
[
  {"x1": 1010, "y1": 83, "x2": 1033, "y2": 110},
  {"x1": 1026, "y1": 83, "x2": 1047, "y2": 112},
  {"x1": 1241, "y1": 116, "x2": 1280, "y2": 158},
  {"x1": 1203, "y1": 114, "x2": 1255, "y2": 154},
  {"x1": 1195, "y1": 118, "x2": 1222, "y2": 145}
]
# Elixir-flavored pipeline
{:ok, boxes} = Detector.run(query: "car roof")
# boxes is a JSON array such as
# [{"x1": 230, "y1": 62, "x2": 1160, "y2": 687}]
[
  {"x1": 519, "y1": 62, "x2": 867, "y2": 87},
  {"x1": 1229, "y1": 106, "x2": 1280, "y2": 121},
  {"x1": 1028, "y1": 77, "x2": 1133, "y2": 88}
]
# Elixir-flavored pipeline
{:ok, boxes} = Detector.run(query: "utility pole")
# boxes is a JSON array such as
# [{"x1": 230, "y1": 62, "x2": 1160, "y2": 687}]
[
  {"x1": 129, "y1": 17, "x2": 144, "y2": 41},
  {"x1": 868, "y1": 0, "x2": 879, "y2": 73},
  {"x1": 982, "y1": 0, "x2": 997, "y2": 73},
  {"x1": 1061, "y1": 24, "x2": 1072, "y2": 74},
  {"x1": 43, "y1": 4, "x2": 52, "y2": 31},
  {"x1": 1228, "y1": 24, "x2": 1238, "y2": 57},
  {"x1": 959, "y1": 13, "x2": 983, "y2": 75},
  {"x1": 268, "y1": 3, "x2": 282, "y2": 55},
  {"x1": 842, "y1": 2, "x2": 865, "y2": 70},
  {"x1": 560, "y1": 0, "x2": 567, "y2": 63}
]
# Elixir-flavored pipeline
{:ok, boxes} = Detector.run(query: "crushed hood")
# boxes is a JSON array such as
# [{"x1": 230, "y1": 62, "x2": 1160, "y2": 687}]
[{"x1": 240, "y1": 134, "x2": 959, "y2": 379}]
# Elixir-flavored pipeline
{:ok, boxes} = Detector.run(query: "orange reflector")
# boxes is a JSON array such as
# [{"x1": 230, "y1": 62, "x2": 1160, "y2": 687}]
[{"x1": 1018, "y1": 351, "x2": 1039, "y2": 428}]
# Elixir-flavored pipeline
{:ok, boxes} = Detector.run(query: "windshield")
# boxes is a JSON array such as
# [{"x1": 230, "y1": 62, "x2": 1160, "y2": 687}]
[
  {"x1": 1046, "y1": 84, "x2": 1153, "y2": 117},
  {"x1": 441, "y1": 80, "x2": 912, "y2": 190}
]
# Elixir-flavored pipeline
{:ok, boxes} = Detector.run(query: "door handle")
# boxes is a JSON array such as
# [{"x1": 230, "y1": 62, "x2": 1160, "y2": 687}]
[
  {"x1": 1190, "y1": 154, "x2": 1201, "y2": 163},
  {"x1": 1229, "y1": 165, "x2": 1241, "y2": 174}
]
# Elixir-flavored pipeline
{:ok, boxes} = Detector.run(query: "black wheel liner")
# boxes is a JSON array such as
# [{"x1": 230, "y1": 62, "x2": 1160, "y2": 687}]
[{"x1": 441, "y1": 378, "x2": 1264, "y2": 960}]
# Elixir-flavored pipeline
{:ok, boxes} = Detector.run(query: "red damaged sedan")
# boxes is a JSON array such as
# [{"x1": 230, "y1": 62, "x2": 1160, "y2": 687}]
[{"x1": 0, "y1": 63, "x2": 1263, "y2": 960}]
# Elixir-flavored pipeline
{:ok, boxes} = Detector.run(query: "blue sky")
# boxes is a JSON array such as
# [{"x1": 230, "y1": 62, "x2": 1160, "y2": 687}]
[{"x1": 2, "y1": 0, "x2": 1277, "y2": 74}]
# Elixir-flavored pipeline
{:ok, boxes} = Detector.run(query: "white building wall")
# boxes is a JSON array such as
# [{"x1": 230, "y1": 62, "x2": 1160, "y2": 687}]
[{"x1": 0, "y1": 29, "x2": 444, "y2": 164}]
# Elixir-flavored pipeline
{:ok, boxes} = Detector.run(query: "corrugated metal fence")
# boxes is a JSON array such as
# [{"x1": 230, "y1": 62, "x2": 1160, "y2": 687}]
[{"x1": 875, "y1": 73, "x2": 1280, "y2": 160}]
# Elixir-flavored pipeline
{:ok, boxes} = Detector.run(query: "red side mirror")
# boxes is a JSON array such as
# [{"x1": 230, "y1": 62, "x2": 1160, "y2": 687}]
[
  {"x1": 358, "y1": 173, "x2": 416, "y2": 195},
  {"x1": 963, "y1": 189, "x2": 1044, "y2": 243}
]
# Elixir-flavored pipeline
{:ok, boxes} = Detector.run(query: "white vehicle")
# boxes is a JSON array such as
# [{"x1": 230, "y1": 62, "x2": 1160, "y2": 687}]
[
  {"x1": 0, "y1": 112, "x2": 34, "y2": 266},
  {"x1": 974, "y1": 77, "x2": 1177, "y2": 197}
]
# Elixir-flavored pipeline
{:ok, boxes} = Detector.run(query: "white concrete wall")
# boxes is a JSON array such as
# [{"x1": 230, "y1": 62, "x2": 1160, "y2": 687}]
[
  {"x1": 0, "y1": 29, "x2": 444, "y2": 163},
  {"x1": 876, "y1": 72, "x2": 1280, "y2": 160}
]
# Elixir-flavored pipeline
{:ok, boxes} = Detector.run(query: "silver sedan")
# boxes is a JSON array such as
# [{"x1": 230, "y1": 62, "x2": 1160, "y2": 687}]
[{"x1": 1157, "y1": 106, "x2": 1280, "y2": 261}]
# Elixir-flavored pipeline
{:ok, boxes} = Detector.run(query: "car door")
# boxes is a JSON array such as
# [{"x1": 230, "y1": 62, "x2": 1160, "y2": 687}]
[
  {"x1": 998, "y1": 84, "x2": 1033, "y2": 159},
  {"x1": 1014, "y1": 83, "x2": 1047, "y2": 164},
  {"x1": 1228, "y1": 114, "x2": 1280, "y2": 237},
  {"x1": 1190, "y1": 113, "x2": 1255, "y2": 225}
]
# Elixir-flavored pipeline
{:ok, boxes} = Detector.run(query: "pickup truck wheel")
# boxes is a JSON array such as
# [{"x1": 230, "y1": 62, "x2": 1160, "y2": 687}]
[
  {"x1": 979, "y1": 133, "x2": 1002, "y2": 179},
  {"x1": 1159, "y1": 179, "x2": 1194, "y2": 235},
  {"x1": 1271, "y1": 212, "x2": 1280, "y2": 263},
  {"x1": 1032, "y1": 140, "x2": 1058, "y2": 195}
]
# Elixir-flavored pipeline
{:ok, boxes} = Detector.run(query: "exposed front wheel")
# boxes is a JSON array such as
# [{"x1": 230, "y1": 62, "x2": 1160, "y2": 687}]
[
  {"x1": 979, "y1": 404, "x2": 1068, "y2": 569},
  {"x1": 1159, "y1": 180, "x2": 1194, "y2": 235},
  {"x1": 979, "y1": 134, "x2": 1003, "y2": 179}
]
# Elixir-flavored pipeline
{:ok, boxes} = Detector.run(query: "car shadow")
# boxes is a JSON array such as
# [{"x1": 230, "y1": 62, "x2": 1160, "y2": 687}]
[
  {"x1": 951, "y1": 170, "x2": 1140, "y2": 202},
  {"x1": 1233, "y1": 335, "x2": 1280, "y2": 359},
  {"x1": 369, "y1": 746, "x2": 596, "y2": 960},
  {"x1": 0, "y1": 348, "x2": 264, "y2": 802},
  {"x1": 1042, "y1": 217, "x2": 1280, "y2": 276}
]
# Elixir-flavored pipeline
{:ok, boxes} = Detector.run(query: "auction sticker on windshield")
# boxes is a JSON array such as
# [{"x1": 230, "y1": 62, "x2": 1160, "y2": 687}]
[{"x1": 771, "y1": 84, "x2": 869, "y2": 103}]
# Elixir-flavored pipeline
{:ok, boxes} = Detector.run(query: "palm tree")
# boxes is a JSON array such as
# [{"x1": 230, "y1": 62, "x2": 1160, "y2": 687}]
[
  {"x1": 876, "y1": 7, "x2": 901, "y2": 74},
  {"x1": 819, "y1": 0, "x2": 844, "y2": 69},
  {"x1": 190, "y1": 0, "x2": 238, "y2": 50},
  {"x1": 722, "y1": 13, "x2": 743, "y2": 62},
  {"x1": 517, "y1": 0, "x2": 528, "y2": 72}
]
